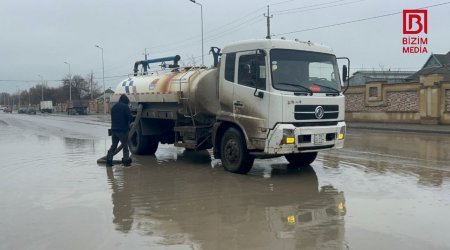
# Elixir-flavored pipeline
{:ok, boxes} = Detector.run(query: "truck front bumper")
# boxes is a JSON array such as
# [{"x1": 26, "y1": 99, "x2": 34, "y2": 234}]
[{"x1": 264, "y1": 122, "x2": 346, "y2": 155}]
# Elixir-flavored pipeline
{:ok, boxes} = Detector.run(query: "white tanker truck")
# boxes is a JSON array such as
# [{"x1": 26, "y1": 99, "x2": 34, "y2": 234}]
[{"x1": 111, "y1": 39, "x2": 349, "y2": 174}]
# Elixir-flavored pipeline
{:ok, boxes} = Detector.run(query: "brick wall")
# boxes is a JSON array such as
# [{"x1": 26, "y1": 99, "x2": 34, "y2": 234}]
[
  {"x1": 345, "y1": 91, "x2": 419, "y2": 112},
  {"x1": 345, "y1": 93, "x2": 364, "y2": 111},
  {"x1": 345, "y1": 76, "x2": 450, "y2": 124},
  {"x1": 386, "y1": 91, "x2": 419, "y2": 112}
]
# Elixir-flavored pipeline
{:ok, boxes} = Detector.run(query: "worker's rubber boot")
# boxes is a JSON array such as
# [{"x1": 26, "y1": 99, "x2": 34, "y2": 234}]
[
  {"x1": 122, "y1": 157, "x2": 132, "y2": 167},
  {"x1": 106, "y1": 150, "x2": 114, "y2": 167}
]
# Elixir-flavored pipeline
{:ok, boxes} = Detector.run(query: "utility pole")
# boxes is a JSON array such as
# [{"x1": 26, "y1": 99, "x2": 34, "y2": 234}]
[
  {"x1": 143, "y1": 48, "x2": 149, "y2": 71},
  {"x1": 95, "y1": 45, "x2": 106, "y2": 115},
  {"x1": 264, "y1": 5, "x2": 273, "y2": 39},
  {"x1": 64, "y1": 62, "x2": 72, "y2": 103},
  {"x1": 38, "y1": 74, "x2": 44, "y2": 101},
  {"x1": 143, "y1": 48, "x2": 149, "y2": 60},
  {"x1": 90, "y1": 70, "x2": 94, "y2": 100},
  {"x1": 189, "y1": 0, "x2": 204, "y2": 66}
]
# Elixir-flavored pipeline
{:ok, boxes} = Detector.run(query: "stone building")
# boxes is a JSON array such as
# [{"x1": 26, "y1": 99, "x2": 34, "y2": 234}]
[
  {"x1": 88, "y1": 88, "x2": 114, "y2": 114},
  {"x1": 345, "y1": 51, "x2": 450, "y2": 125},
  {"x1": 406, "y1": 51, "x2": 450, "y2": 82}
]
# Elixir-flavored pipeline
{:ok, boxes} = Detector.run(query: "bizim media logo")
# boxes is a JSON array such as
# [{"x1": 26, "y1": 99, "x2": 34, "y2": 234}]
[{"x1": 402, "y1": 9, "x2": 428, "y2": 54}]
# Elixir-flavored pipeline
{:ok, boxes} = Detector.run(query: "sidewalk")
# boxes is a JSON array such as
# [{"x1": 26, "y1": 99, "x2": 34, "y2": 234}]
[{"x1": 347, "y1": 122, "x2": 450, "y2": 134}]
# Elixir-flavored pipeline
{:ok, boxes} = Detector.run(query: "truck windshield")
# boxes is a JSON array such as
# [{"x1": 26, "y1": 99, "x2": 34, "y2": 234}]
[{"x1": 270, "y1": 49, "x2": 341, "y2": 93}]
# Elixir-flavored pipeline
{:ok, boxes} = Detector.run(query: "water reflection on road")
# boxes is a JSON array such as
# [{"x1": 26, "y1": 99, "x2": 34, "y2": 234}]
[
  {"x1": 319, "y1": 130, "x2": 450, "y2": 250},
  {"x1": 107, "y1": 149, "x2": 346, "y2": 250}
]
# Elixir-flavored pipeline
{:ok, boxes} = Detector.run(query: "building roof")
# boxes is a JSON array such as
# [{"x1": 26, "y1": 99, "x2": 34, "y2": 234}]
[
  {"x1": 352, "y1": 70, "x2": 416, "y2": 77},
  {"x1": 105, "y1": 88, "x2": 114, "y2": 94},
  {"x1": 406, "y1": 66, "x2": 450, "y2": 81},
  {"x1": 349, "y1": 70, "x2": 416, "y2": 86},
  {"x1": 96, "y1": 88, "x2": 115, "y2": 100},
  {"x1": 407, "y1": 51, "x2": 450, "y2": 81}
]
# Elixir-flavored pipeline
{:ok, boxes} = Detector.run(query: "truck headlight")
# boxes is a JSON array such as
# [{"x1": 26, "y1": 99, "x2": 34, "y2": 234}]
[
  {"x1": 338, "y1": 126, "x2": 346, "y2": 140},
  {"x1": 287, "y1": 215, "x2": 296, "y2": 225},
  {"x1": 282, "y1": 129, "x2": 295, "y2": 144}
]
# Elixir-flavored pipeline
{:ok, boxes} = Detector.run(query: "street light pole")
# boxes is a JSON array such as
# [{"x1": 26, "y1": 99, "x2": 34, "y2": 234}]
[
  {"x1": 189, "y1": 0, "x2": 204, "y2": 66},
  {"x1": 95, "y1": 44, "x2": 106, "y2": 115},
  {"x1": 64, "y1": 62, "x2": 71, "y2": 103},
  {"x1": 38, "y1": 74, "x2": 44, "y2": 101}
]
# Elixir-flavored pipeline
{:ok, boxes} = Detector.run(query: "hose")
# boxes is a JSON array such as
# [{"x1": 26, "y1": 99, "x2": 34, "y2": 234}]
[{"x1": 97, "y1": 104, "x2": 143, "y2": 164}]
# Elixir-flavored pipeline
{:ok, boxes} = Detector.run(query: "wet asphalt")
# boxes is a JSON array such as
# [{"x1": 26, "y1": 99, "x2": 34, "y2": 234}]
[{"x1": 0, "y1": 112, "x2": 449, "y2": 250}]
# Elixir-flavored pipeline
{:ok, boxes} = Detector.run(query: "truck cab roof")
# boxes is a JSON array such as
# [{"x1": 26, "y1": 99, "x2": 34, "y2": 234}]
[{"x1": 221, "y1": 38, "x2": 334, "y2": 55}]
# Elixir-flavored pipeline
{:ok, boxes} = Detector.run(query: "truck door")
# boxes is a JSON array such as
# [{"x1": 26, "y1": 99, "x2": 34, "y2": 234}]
[{"x1": 233, "y1": 51, "x2": 270, "y2": 147}]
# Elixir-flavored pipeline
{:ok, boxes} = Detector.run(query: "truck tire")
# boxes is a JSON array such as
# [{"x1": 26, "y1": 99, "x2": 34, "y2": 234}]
[
  {"x1": 129, "y1": 124, "x2": 159, "y2": 155},
  {"x1": 220, "y1": 127, "x2": 254, "y2": 174},
  {"x1": 285, "y1": 152, "x2": 318, "y2": 167}
]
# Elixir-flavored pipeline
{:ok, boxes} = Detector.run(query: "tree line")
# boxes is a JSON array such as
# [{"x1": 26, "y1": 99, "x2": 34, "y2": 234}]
[{"x1": 1, "y1": 72, "x2": 102, "y2": 107}]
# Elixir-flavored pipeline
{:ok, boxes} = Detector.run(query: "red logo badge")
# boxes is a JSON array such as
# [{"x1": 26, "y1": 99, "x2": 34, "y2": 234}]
[
  {"x1": 403, "y1": 9, "x2": 427, "y2": 34},
  {"x1": 309, "y1": 85, "x2": 321, "y2": 92}
]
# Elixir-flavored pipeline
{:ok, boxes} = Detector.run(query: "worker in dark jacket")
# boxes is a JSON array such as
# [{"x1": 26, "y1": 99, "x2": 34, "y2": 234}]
[{"x1": 107, "y1": 94, "x2": 133, "y2": 167}]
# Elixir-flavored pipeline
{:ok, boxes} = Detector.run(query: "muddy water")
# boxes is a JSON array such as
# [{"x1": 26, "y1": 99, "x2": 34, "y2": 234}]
[
  {"x1": 0, "y1": 113, "x2": 449, "y2": 250},
  {"x1": 319, "y1": 130, "x2": 450, "y2": 250}
]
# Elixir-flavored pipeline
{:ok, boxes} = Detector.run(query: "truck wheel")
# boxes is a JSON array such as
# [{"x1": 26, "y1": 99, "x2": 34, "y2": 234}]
[
  {"x1": 220, "y1": 127, "x2": 254, "y2": 174},
  {"x1": 285, "y1": 152, "x2": 318, "y2": 167},
  {"x1": 129, "y1": 124, "x2": 159, "y2": 155}
]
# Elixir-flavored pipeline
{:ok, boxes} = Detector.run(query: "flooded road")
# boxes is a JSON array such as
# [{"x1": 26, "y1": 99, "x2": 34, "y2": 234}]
[{"x1": 0, "y1": 112, "x2": 449, "y2": 250}]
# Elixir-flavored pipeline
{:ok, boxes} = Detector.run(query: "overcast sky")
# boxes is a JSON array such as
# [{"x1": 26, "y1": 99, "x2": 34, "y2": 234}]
[{"x1": 1, "y1": 0, "x2": 449, "y2": 93}]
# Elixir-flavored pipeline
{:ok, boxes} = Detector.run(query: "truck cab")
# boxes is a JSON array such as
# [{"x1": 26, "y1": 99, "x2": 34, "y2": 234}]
[{"x1": 214, "y1": 39, "x2": 346, "y2": 173}]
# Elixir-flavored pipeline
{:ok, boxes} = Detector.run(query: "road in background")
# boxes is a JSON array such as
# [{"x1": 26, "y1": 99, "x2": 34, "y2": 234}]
[{"x1": 0, "y1": 112, "x2": 449, "y2": 250}]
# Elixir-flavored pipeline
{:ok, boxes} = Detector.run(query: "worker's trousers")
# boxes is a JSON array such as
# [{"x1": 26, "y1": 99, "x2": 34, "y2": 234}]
[{"x1": 107, "y1": 130, "x2": 130, "y2": 162}]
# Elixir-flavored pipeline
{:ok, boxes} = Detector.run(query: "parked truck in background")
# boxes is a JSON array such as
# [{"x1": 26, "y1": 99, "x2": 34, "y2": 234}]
[
  {"x1": 111, "y1": 39, "x2": 349, "y2": 174},
  {"x1": 67, "y1": 100, "x2": 88, "y2": 115},
  {"x1": 40, "y1": 100, "x2": 53, "y2": 113}
]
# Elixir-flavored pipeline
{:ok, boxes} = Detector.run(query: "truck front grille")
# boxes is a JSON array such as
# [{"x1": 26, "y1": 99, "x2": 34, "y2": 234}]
[
  {"x1": 293, "y1": 121, "x2": 338, "y2": 127},
  {"x1": 294, "y1": 105, "x2": 339, "y2": 120}
]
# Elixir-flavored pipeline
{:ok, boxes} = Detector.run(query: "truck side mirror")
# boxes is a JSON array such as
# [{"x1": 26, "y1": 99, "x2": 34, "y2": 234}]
[
  {"x1": 342, "y1": 65, "x2": 348, "y2": 83},
  {"x1": 253, "y1": 88, "x2": 264, "y2": 98},
  {"x1": 337, "y1": 56, "x2": 350, "y2": 93}
]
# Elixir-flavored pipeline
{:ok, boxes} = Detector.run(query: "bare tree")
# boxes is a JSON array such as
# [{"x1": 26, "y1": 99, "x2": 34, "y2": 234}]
[
  {"x1": 61, "y1": 74, "x2": 94, "y2": 100},
  {"x1": 85, "y1": 71, "x2": 101, "y2": 99}
]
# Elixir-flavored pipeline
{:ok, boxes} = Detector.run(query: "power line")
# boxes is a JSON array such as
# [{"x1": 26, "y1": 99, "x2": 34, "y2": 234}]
[
  {"x1": 133, "y1": 0, "x2": 301, "y2": 57},
  {"x1": 272, "y1": 0, "x2": 347, "y2": 14},
  {"x1": 270, "y1": 0, "x2": 297, "y2": 6},
  {"x1": 274, "y1": 0, "x2": 364, "y2": 15},
  {"x1": 148, "y1": 15, "x2": 263, "y2": 56},
  {"x1": 275, "y1": 1, "x2": 450, "y2": 36},
  {"x1": 97, "y1": 6, "x2": 266, "y2": 73},
  {"x1": 145, "y1": 6, "x2": 265, "y2": 54},
  {"x1": 89, "y1": 0, "x2": 290, "y2": 70}
]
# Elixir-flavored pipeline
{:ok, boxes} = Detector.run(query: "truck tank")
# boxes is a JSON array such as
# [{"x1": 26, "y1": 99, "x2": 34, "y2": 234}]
[{"x1": 112, "y1": 67, "x2": 220, "y2": 123}]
